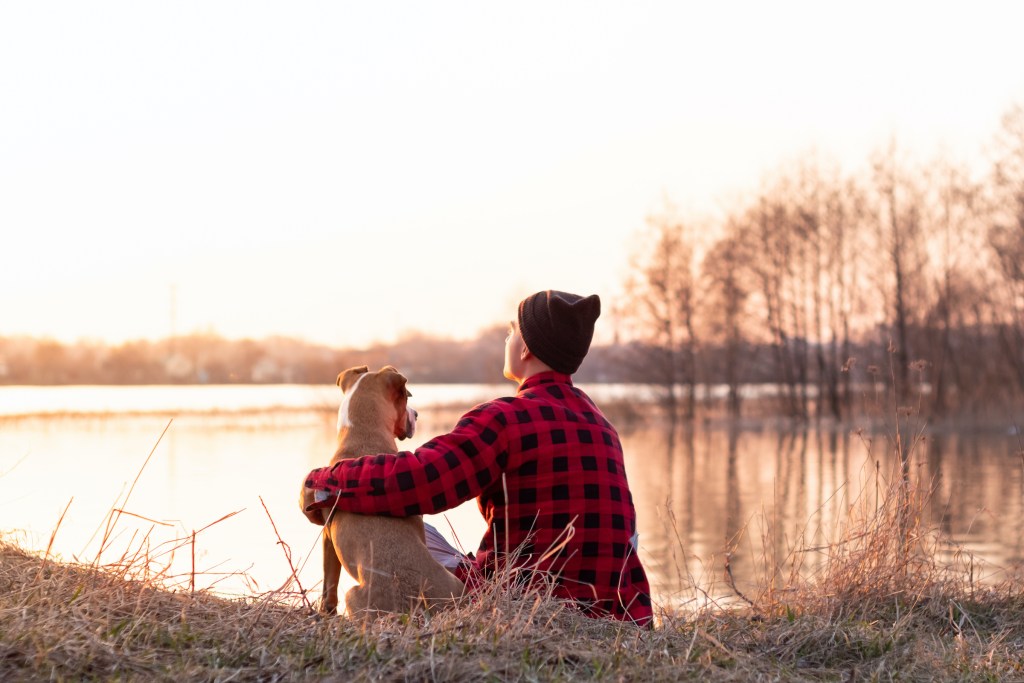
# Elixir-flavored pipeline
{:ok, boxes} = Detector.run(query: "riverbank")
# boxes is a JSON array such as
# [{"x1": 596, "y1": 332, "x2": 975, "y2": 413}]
[{"x1": 3, "y1": 524, "x2": 1023, "y2": 681}]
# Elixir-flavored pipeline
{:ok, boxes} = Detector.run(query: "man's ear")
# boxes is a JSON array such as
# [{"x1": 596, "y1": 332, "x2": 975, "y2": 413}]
[{"x1": 337, "y1": 366, "x2": 369, "y2": 392}]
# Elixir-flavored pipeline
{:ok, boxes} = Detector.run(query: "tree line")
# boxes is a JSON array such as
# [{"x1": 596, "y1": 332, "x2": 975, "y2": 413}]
[
  {"x1": 0, "y1": 331, "x2": 508, "y2": 387},
  {"x1": 620, "y1": 102, "x2": 1024, "y2": 422},
  {"x1": 0, "y1": 329, "x2": 712, "y2": 387}
]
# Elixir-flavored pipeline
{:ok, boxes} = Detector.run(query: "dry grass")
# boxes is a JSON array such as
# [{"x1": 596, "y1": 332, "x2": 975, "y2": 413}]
[{"x1": 4, "y1": 465, "x2": 1024, "y2": 683}]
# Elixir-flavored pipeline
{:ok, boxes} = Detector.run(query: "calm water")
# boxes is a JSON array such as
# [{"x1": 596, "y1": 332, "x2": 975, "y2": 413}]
[{"x1": 1, "y1": 384, "x2": 1021, "y2": 611}]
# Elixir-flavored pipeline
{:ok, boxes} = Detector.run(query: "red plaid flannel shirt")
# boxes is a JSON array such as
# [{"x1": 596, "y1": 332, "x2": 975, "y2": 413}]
[{"x1": 304, "y1": 371, "x2": 653, "y2": 626}]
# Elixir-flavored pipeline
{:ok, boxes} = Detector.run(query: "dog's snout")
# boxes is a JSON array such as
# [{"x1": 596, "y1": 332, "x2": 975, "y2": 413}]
[{"x1": 412, "y1": 408, "x2": 419, "y2": 419}]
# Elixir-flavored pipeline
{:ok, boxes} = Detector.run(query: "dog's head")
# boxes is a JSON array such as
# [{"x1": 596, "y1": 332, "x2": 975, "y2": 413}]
[{"x1": 335, "y1": 365, "x2": 417, "y2": 440}]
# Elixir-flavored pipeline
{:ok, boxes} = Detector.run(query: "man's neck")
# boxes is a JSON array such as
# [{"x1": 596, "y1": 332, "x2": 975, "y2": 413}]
[{"x1": 513, "y1": 358, "x2": 561, "y2": 386}]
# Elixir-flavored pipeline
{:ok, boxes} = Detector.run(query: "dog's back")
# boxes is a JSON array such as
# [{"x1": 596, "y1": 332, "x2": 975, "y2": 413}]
[{"x1": 319, "y1": 366, "x2": 464, "y2": 616}]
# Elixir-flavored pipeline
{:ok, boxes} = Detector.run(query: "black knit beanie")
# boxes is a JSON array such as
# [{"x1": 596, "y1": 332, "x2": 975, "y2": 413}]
[{"x1": 517, "y1": 290, "x2": 601, "y2": 374}]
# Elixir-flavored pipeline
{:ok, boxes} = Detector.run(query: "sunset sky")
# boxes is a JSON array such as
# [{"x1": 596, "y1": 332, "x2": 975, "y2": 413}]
[{"x1": 3, "y1": 2, "x2": 1023, "y2": 348}]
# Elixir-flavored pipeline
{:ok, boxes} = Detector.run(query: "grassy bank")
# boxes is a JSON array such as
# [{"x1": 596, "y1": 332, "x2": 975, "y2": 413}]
[
  {"x1": 2, "y1": 544, "x2": 1022, "y2": 682},
  {"x1": 3, "y1": 473, "x2": 1024, "y2": 682}
]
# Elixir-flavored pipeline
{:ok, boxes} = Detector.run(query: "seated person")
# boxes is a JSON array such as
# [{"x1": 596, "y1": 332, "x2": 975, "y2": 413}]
[{"x1": 301, "y1": 290, "x2": 653, "y2": 626}]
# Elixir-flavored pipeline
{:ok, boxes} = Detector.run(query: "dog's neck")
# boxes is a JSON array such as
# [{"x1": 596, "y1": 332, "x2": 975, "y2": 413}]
[{"x1": 333, "y1": 423, "x2": 398, "y2": 462}]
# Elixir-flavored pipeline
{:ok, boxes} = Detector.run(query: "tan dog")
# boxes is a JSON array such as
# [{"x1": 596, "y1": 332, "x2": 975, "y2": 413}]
[{"x1": 316, "y1": 365, "x2": 465, "y2": 616}]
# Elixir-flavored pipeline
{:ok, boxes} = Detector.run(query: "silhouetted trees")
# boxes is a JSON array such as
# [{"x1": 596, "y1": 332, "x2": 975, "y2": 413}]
[
  {"x1": 617, "y1": 101, "x2": 1024, "y2": 422},
  {"x1": 619, "y1": 212, "x2": 703, "y2": 419},
  {"x1": 989, "y1": 103, "x2": 1024, "y2": 395},
  {"x1": 0, "y1": 331, "x2": 510, "y2": 386},
  {"x1": 701, "y1": 228, "x2": 751, "y2": 417}
]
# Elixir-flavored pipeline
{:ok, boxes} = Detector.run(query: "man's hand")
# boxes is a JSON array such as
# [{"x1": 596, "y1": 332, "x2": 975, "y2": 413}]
[{"x1": 299, "y1": 466, "x2": 337, "y2": 526}]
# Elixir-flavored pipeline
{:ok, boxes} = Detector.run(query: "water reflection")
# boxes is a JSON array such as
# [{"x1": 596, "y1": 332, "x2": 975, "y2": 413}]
[
  {"x1": 628, "y1": 421, "x2": 1024, "y2": 609},
  {"x1": 1, "y1": 398, "x2": 1021, "y2": 612}
]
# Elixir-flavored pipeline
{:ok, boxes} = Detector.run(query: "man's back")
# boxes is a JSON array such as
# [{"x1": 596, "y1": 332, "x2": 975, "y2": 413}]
[{"x1": 459, "y1": 372, "x2": 653, "y2": 625}]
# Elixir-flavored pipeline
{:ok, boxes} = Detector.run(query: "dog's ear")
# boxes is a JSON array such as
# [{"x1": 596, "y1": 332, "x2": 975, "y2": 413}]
[
  {"x1": 337, "y1": 365, "x2": 369, "y2": 392},
  {"x1": 382, "y1": 367, "x2": 411, "y2": 402}
]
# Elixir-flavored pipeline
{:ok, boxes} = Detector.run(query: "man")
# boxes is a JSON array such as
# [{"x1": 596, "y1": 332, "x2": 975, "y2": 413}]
[{"x1": 300, "y1": 290, "x2": 653, "y2": 626}]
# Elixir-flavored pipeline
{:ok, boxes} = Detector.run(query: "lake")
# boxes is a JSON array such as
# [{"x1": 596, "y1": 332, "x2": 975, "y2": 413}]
[{"x1": 1, "y1": 383, "x2": 1021, "y2": 612}]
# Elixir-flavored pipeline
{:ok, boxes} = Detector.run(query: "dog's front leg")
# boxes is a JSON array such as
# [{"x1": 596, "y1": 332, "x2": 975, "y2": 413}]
[{"x1": 321, "y1": 524, "x2": 342, "y2": 614}]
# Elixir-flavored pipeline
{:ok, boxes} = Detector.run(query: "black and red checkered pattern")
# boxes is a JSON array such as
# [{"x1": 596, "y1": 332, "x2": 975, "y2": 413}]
[{"x1": 304, "y1": 371, "x2": 653, "y2": 626}]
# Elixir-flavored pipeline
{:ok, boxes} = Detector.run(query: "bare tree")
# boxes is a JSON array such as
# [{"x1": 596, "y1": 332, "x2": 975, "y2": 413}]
[
  {"x1": 701, "y1": 227, "x2": 753, "y2": 417},
  {"x1": 919, "y1": 158, "x2": 985, "y2": 416},
  {"x1": 988, "y1": 102, "x2": 1024, "y2": 395},
  {"x1": 621, "y1": 212, "x2": 703, "y2": 420},
  {"x1": 821, "y1": 175, "x2": 871, "y2": 420},
  {"x1": 868, "y1": 141, "x2": 930, "y2": 405},
  {"x1": 791, "y1": 159, "x2": 864, "y2": 421},
  {"x1": 741, "y1": 189, "x2": 808, "y2": 419}
]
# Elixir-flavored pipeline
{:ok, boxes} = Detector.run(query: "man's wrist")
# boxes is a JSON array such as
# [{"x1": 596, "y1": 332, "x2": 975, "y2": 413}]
[{"x1": 300, "y1": 464, "x2": 344, "y2": 523}]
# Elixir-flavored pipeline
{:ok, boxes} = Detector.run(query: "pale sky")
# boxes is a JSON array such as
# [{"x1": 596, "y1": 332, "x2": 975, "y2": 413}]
[{"x1": 2, "y1": 2, "x2": 1023, "y2": 348}]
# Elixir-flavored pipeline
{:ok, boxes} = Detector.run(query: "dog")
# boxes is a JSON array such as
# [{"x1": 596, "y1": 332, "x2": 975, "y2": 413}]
[{"x1": 315, "y1": 365, "x2": 465, "y2": 616}]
